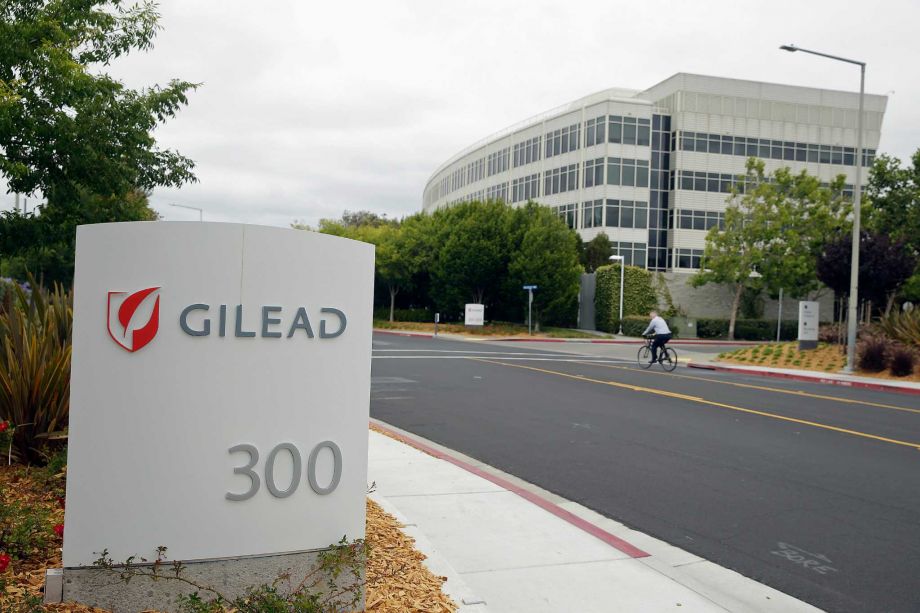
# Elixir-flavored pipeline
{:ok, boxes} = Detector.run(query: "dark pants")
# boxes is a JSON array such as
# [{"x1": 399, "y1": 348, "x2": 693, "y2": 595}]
[{"x1": 651, "y1": 333, "x2": 672, "y2": 362}]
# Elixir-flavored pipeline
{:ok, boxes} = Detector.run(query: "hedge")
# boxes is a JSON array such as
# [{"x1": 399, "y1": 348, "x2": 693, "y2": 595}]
[
  {"x1": 373, "y1": 307, "x2": 433, "y2": 322},
  {"x1": 595, "y1": 264, "x2": 658, "y2": 334},
  {"x1": 695, "y1": 318, "x2": 799, "y2": 341},
  {"x1": 610, "y1": 316, "x2": 680, "y2": 338}
]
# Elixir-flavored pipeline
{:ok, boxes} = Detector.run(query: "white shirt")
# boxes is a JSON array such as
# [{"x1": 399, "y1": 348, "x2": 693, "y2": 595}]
[{"x1": 642, "y1": 316, "x2": 671, "y2": 336}]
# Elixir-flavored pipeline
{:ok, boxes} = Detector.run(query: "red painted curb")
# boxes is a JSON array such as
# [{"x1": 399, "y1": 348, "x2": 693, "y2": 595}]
[
  {"x1": 370, "y1": 422, "x2": 651, "y2": 559},
  {"x1": 492, "y1": 338, "x2": 757, "y2": 346},
  {"x1": 688, "y1": 363, "x2": 920, "y2": 396}
]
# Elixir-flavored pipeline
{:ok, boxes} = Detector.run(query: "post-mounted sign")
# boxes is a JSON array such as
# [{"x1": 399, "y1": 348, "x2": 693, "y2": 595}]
[{"x1": 63, "y1": 222, "x2": 374, "y2": 567}]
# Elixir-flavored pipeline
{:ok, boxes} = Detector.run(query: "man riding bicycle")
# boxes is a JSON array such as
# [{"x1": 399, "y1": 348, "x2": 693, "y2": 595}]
[{"x1": 641, "y1": 310, "x2": 672, "y2": 364}]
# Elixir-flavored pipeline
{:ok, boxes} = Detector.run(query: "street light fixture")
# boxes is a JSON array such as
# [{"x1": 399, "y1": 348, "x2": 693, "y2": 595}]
[
  {"x1": 609, "y1": 255, "x2": 625, "y2": 335},
  {"x1": 780, "y1": 43, "x2": 865, "y2": 373},
  {"x1": 169, "y1": 203, "x2": 204, "y2": 222}
]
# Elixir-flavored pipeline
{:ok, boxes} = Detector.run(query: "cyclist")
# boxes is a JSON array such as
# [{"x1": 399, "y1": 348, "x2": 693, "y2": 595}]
[{"x1": 641, "y1": 310, "x2": 672, "y2": 364}]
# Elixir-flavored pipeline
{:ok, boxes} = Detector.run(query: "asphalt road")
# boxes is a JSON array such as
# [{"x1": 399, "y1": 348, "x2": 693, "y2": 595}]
[{"x1": 370, "y1": 332, "x2": 920, "y2": 613}]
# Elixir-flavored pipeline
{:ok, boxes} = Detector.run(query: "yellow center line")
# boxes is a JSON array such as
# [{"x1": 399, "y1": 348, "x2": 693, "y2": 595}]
[
  {"x1": 571, "y1": 360, "x2": 920, "y2": 415},
  {"x1": 471, "y1": 358, "x2": 920, "y2": 451}
]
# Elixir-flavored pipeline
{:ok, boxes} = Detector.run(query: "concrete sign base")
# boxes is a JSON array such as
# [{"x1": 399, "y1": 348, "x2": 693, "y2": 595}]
[{"x1": 52, "y1": 549, "x2": 363, "y2": 612}]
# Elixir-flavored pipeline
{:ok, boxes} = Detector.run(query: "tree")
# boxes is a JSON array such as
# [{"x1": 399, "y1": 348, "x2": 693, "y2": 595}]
[
  {"x1": 817, "y1": 231, "x2": 917, "y2": 317},
  {"x1": 692, "y1": 159, "x2": 848, "y2": 339},
  {"x1": 370, "y1": 225, "x2": 418, "y2": 322},
  {"x1": 429, "y1": 200, "x2": 514, "y2": 315},
  {"x1": 507, "y1": 203, "x2": 582, "y2": 328},
  {"x1": 581, "y1": 233, "x2": 613, "y2": 273},
  {"x1": 0, "y1": 1, "x2": 197, "y2": 202},
  {"x1": 865, "y1": 150, "x2": 920, "y2": 304},
  {"x1": 0, "y1": 1, "x2": 197, "y2": 285}
]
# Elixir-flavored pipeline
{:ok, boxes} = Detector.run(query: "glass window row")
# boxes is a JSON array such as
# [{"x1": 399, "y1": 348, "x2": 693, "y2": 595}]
[
  {"x1": 544, "y1": 164, "x2": 579, "y2": 195},
  {"x1": 677, "y1": 248, "x2": 704, "y2": 270},
  {"x1": 678, "y1": 209, "x2": 725, "y2": 231},
  {"x1": 675, "y1": 131, "x2": 876, "y2": 167},
  {"x1": 608, "y1": 115, "x2": 651, "y2": 147},
  {"x1": 674, "y1": 170, "x2": 854, "y2": 198},
  {"x1": 513, "y1": 137, "x2": 541, "y2": 168},
  {"x1": 487, "y1": 148, "x2": 510, "y2": 177},
  {"x1": 545, "y1": 124, "x2": 581, "y2": 158},
  {"x1": 511, "y1": 173, "x2": 540, "y2": 203}
]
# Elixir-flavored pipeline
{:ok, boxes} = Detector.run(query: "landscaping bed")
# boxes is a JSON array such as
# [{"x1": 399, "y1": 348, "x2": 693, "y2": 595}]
[
  {"x1": 0, "y1": 449, "x2": 457, "y2": 612},
  {"x1": 716, "y1": 342, "x2": 920, "y2": 382},
  {"x1": 374, "y1": 319, "x2": 605, "y2": 339}
]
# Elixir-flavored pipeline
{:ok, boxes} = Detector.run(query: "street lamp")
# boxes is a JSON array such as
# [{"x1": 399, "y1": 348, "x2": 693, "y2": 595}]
[
  {"x1": 780, "y1": 43, "x2": 865, "y2": 373},
  {"x1": 169, "y1": 203, "x2": 204, "y2": 222},
  {"x1": 609, "y1": 255, "x2": 625, "y2": 335}
]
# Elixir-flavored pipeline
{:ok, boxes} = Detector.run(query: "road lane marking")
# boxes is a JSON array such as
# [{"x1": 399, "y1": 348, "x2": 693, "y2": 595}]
[
  {"x1": 373, "y1": 356, "x2": 632, "y2": 362},
  {"x1": 471, "y1": 358, "x2": 920, "y2": 451},
  {"x1": 575, "y1": 361, "x2": 920, "y2": 415}
]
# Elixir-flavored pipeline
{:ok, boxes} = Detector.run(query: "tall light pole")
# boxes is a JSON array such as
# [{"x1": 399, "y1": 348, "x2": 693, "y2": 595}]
[
  {"x1": 780, "y1": 44, "x2": 865, "y2": 373},
  {"x1": 169, "y1": 203, "x2": 204, "y2": 221},
  {"x1": 609, "y1": 255, "x2": 625, "y2": 335}
]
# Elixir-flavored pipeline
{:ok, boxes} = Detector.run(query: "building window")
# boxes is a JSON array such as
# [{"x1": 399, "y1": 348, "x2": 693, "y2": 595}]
[
  {"x1": 544, "y1": 164, "x2": 579, "y2": 195},
  {"x1": 612, "y1": 242, "x2": 648, "y2": 267},
  {"x1": 513, "y1": 136, "x2": 542, "y2": 168},
  {"x1": 584, "y1": 157, "x2": 604, "y2": 188},
  {"x1": 511, "y1": 173, "x2": 540, "y2": 203},
  {"x1": 608, "y1": 116, "x2": 651, "y2": 146},
  {"x1": 677, "y1": 248, "x2": 704, "y2": 270},
  {"x1": 554, "y1": 203, "x2": 577, "y2": 229},
  {"x1": 487, "y1": 148, "x2": 510, "y2": 177},
  {"x1": 606, "y1": 157, "x2": 649, "y2": 187},
  {"x1": 545, "y1": 124, "x2": 581, "y2": 158},
  {"x1": 585, "y1": 116, "x2": 606, "y2": 147},
  {"x1": 604, "y1": 199, "x2": 648, "y2": 229},
  {"x1": 676, "y1": 131, "x2": 876, "y2": 167},
  {"x1": 678, "y1": 210, "x2": 725, "y2": 231},
  {"x1": 486, "y1": 183, "x2": 508, "y2": 202},
  {"x1": 582, "y1": 199, "x2": 604, "y2": 229}
]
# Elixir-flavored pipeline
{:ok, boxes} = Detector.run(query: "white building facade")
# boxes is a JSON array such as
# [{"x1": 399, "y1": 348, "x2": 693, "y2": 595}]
[{"x1": 421, "y1": 73, "x2": 887, "y2": 273}]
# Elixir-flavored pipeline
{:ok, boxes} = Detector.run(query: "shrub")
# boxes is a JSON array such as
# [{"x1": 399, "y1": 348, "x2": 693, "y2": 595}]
[
  {"x1": 696, "y1": 318, "x2": 729, "y2": 338},
  {"x1": 877, "y1": 310, "x2": 920, "y2": 347},
  {"x1": 695, "y1": 318, "x2": 801, "y2": 341},
  {"x1": 857, "y1": 337, "x2": 888, "y2": 372},
  {"x1": 889, "y1": 347, "x2": 917, "y2": 377},
  {"x1": 372, "y1": 307, "x2": 432, "y2": 323},
  {"x1": 595, "y1": 264, "x2": 658, "y2": 333},
  {"x1": 0, "y1": 279, "x2": 72, "y2": 464}
]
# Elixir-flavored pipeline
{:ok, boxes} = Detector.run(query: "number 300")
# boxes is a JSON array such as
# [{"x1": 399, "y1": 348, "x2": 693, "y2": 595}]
[{"x1": 226, "y1": 441, "x2": 342, "y2": 501}]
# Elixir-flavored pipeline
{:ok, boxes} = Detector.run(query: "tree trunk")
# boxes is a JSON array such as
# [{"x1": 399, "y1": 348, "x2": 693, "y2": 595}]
[
  {"x1": 885, "y1": 292, "x2": 896, "y2": 317},
  {"x1": 728, "y1": 283, "x2": 743, "y2": 340},
  {"x1": 388, "y1": 286, "x2": 398, "y2": 322}
]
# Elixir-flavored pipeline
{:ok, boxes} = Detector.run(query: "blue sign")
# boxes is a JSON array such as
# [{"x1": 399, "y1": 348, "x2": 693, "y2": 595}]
[{"x1": 522, "y1": 285, "x2": 538, "y2": 290}]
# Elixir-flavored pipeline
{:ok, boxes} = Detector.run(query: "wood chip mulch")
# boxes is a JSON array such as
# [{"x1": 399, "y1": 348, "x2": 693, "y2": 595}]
[{"x1": 1, "y1": 462, "x2": 456, "y2": 612}]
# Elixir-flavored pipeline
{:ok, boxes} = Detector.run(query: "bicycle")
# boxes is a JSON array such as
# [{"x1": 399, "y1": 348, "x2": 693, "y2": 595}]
[{"x1": 637, "y1": 335, "x2": 678, "y2": 372}]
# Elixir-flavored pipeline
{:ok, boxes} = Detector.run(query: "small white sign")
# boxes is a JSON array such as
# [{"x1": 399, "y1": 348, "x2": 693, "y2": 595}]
[
  {"x1": 63, "y1": 222, "x2": 374, "y2": 566},
  {"x1": 798, "y1": 301, "x2": 819, "y2": 341},
  {"x1": 464, "y1": 303, "x2": 485, "y2": 326}
]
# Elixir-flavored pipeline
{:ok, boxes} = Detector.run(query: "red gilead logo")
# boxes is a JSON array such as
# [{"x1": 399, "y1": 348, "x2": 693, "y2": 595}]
[{"x1": 107, "y1": 287, "x2": 161, "y2": 352}]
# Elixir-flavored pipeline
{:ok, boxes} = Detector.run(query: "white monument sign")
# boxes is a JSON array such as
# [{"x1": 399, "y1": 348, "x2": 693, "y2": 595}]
[
  {"x1": 63, "y1": 222, "x2": 374, "y2": 567},
  {"x1": 464, "y1": 303, "x2": 485, "y2": 326},
  {"x1": 797, "y1": 300, "x2": 820, "y2": 349}
]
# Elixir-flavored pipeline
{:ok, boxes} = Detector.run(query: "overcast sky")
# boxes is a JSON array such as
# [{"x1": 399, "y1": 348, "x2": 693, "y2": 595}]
[{"x1": 3, "y1": 0, "x2": 919, "y2": 226}]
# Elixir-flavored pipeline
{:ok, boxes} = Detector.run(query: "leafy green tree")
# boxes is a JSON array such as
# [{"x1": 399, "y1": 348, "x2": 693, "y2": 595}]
[
  {"x1": 507, "y1": 203, "x2": 582, "y2": 328},
  {"x1": 0, "y1": 0, "x2": 197, "y2": 286},
  {"x1": 581, "y1": 233, "x2": 613, "y2": 273},
  {"x1": 865, "y1": 150, "x2": 920, "y2": 303},
  {"x1": 692, "y1": 159, "x2": 848, "y2": 339},
  {"x1": 429, "y1": 200, "x2": 514, "y2": 316}
]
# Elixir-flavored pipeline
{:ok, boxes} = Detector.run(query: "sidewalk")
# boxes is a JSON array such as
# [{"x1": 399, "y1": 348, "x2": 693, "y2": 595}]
[
  {"x1": 688, "y1": 360, "x2": 920, "y2": 396},
  {"x1": 368, "y1": 421, "x2": 820, "y2": 613}
]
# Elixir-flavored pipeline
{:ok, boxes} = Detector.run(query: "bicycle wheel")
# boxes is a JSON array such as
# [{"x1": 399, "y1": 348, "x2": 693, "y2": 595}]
[
  {"x1": 661, "y1": 347, "x2": 678, "y2": 372},
  {"x1": 637, "y1": 345, "x2": 653, "y2": 369}
]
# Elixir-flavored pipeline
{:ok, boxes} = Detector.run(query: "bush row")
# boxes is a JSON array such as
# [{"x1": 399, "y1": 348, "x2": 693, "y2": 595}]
[
  {"x1": 610, "y1": 316, "x2": 681, "y2": 338},
  {"x1": 858, "y1": 337, "x2": 917, "y2": 377},
  {"x1": 695, "y1": 318, "x2": 800, "y2": 341},
  {"x1": 372, "y1": 307, "x2": 433, "y2": 323}
]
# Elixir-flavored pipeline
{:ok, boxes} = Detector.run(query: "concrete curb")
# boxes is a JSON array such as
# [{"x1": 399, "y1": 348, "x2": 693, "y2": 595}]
[
  {"x1": 688, "y1": 362, "x2": 920, "y2": 396},
  {"x1": 370, "y1": 421, "x2": 650, "y2": 559}
]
